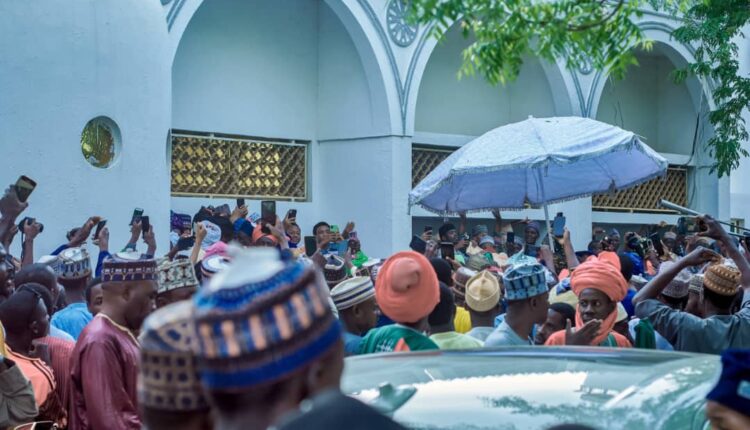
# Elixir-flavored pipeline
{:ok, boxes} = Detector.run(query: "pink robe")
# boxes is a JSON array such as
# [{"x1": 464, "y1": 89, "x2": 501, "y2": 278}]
[{"x1": 68, "y1": 315, "x2": 140, "y2": 430}]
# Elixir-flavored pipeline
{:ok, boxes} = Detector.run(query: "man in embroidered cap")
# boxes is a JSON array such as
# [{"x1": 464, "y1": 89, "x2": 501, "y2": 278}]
[
  {"x1": 50, "y1": 246, "x2": 93, "y2": 340},
  {"x1": 429, "y1": 282, "x2": 484, "y2": 349},
  {"x1": 191, "y1": 247, "x2": 343, "y2": 430},
  {"x1": 156, "y1": 258, "x2": 199, "y2": 308},
  {"x1": 465, "y1": 270, "x2": 503, "y2": 342},
  {"x1": 485, "y1": 264, "x2": 549, "y2": 346},
  {"x1": 633, "y1": 215, "x2": 750, "y2": 353},
  {"x1": 705, "y1": 349, "x2": 750, "y2": 429},
  {"x1": 330, "y1": 276, "x2": 378, "y2": 356},
  {"x1": 69, "y1": 254, "x2": 158, "y2": 430},
  {"x1": 545, "y1": 259, "x2": 632, "y2": 347},
  {"x1": 359, "y1": 251, "x2": 440, "y2": 353},
  {"x1": 139, "y1": 301, "x2": 211, "y2": 430}
]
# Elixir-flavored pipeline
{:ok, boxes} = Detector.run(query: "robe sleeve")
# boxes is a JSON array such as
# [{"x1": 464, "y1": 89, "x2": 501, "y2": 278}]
[
  {"x1": 79, "y1": 341, "x2": 140, "y2": 430},
  {"x1": 544, "y1": 330, "x2": 566, "y2": 346},
  {"x1": 0, "y1": 360, "x2": 39, "y2": 427}
]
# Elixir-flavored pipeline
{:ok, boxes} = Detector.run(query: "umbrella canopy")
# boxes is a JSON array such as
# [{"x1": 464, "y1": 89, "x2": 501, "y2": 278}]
[{"x1": 409, "y1": 117, "x2": 668, "y2": 216}]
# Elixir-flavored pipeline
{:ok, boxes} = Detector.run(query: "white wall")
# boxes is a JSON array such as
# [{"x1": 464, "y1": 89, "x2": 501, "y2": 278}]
[
  {"x1": 0, "y1": 0, "x2": 171, "y2": 257},
  {"x1": 172, "y1": 0, "x2": 319, "y2": 140},
  {"x1": 415, "y1": 27, "x2": 558, "y2": 136},
  {"x1": 596, "y1": 52, "x2": 697, "y2": 156},
  {"x1": 317, "y1": 3, "x2": 384, "y2": 140}
]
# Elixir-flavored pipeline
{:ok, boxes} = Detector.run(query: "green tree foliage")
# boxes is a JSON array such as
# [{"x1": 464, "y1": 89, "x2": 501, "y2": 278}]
[{"x1": 407, "y1": 0, "x2": 750, "y2": 176}]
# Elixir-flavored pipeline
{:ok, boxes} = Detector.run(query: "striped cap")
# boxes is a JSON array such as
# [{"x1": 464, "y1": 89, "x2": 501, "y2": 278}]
[
  {"x1": 330, "y1": 277, "x2": 375, "y2": 311},
  {"x1": 191, "y1": 246, "x2": 340, "y2": 391},
  {"x1": 138, "y1": 301, "x2": 208, "y2": 412},
  {"x1": 200, "y1": 255, "x2": 231, "y2": 282}
]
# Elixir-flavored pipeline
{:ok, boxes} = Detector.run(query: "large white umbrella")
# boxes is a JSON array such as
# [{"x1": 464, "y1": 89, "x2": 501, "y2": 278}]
[{"x1": 409, "y1": 116, "x2": 668, "y2": 246}]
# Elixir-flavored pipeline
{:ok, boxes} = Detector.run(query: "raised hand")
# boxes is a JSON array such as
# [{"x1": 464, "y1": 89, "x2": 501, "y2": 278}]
[
  {"x1": 0, "y1": 186, "x2": 28, "y2": 220},
  {"x1": 23, "y1": 218, "x2": 42, "y2": 240},
  {"x1": 681, "y1": 245, "x2": 721, "y2": 267},
  {"x1": 564, "y1": 319, "x2": 601, "y2": 346},
  {"x1": 696, "y1": 215, "x2": 727, "y2": 241}
]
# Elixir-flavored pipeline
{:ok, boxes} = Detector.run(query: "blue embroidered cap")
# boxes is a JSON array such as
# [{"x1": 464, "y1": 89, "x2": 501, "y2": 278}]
[
  {"x1": 191, "y1": 247, "x2": 340, "y2": 391},
  {"x1": 707, "y1": 349, "x2": 750, "y2": 415},
  {"x1": 502, "y1": 263, "x2": 548, "y2": 301}
]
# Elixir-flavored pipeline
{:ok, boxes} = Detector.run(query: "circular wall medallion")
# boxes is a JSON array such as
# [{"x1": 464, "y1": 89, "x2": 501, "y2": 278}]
[
  {"x1": 387, "y1": 0, "x2": 418, "y2": 47},
  {"x1": 80, "y1": 116, "x2": 121, "y2": 168}
]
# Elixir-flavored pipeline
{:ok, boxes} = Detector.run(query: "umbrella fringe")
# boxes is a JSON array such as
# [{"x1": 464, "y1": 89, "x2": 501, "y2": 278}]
[{"x1": 409, "y1": 167, "x2": 668, "y2": 217}]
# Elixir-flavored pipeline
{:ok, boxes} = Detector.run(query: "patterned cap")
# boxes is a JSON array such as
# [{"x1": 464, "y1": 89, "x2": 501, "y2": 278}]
[
  {"x1": 330, "y1": 277, "x2": 375, "y2": 311},
  {"x1": 59, "y1": 247, "x2": 92, "y2": 279},
  {"x1": 688, "y1": 274, "x2": 704, "y2": 295},
  {"x1": 502, "y1": 263, "x2": 548, "y2": 301},
  {"x1": 37, "y1": 255, "x2": 63, "y2": 276},
  {"x1": 200, "y1": 255, "x2": 231, "y2": 281},
  {"x1": 659, "y1": 261, "x2": 691, "y2": 299},
  {"x1": 102, "y1": 254, "x2": 157, "y2": 282},
  {"x1": 323, "y1": 256, "x2": 347, "y2": 288},
  {"x1": 704, "y1": 264, "x2": 741, "y2": 296},
  {"x1": 139, "y1": 301, "x2": 208, "y2": 412},
  {"x1": 157, "y1": 259, "x2": 199, "y2": 295},
  {"x1": 192, "y1": 247, "x2": 340, "y2": 391}
]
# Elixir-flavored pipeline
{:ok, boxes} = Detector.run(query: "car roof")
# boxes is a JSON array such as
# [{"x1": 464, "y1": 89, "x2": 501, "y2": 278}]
[{"x1": 342, "y1": 347, "x2": 720, "y2": 430}]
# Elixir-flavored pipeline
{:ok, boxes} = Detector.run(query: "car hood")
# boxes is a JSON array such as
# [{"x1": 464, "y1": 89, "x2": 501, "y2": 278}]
[{"x1": 342, "y1": 347, "x2": 720, "y2": 430}]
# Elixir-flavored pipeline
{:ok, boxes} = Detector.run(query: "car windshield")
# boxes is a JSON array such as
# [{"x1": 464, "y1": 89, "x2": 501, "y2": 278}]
[{"x1": 343, "y1": 348, "x2": 719, "y2": 430}]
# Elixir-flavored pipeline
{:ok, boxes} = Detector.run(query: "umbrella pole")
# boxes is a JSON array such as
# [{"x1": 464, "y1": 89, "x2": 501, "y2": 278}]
[{"x1": 537, "y1": 170, "x2": 555, "y2": 248}]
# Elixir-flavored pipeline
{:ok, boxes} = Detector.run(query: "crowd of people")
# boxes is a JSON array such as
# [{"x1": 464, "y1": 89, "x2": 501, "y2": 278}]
[{"x1": 0, "y1": 180, "x2": 748, "y2": 430}]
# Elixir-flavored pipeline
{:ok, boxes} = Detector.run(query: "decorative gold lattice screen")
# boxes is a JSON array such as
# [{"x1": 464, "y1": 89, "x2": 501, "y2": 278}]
[
  {"x1": 592, "y1": 167, "x2": 687, "y2": 212},
  {"x1": 170, "y1": 131, "x2": 308, "y2": 199},
  {"x1": 412, "y1": 146, "x2": 455, "y2": 187}
]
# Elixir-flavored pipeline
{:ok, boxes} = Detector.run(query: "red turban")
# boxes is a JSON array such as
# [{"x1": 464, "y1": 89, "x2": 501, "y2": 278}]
[
  {"x1": 375, "y1": 251, "x2": 439, "y2": 324},
  {"x1": 570, "y1": 260, "x2": 629, "y2": 345}
]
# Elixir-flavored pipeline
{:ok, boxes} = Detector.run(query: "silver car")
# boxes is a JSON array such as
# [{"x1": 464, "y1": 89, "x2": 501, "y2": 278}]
[{"x1": 343, "y1": 347, "x2": 720, "y2": 430}]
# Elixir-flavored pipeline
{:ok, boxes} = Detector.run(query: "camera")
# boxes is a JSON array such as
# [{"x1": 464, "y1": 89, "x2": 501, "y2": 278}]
[{"x1": 18, "y1": 217, "x2": 43, "y2": 233}]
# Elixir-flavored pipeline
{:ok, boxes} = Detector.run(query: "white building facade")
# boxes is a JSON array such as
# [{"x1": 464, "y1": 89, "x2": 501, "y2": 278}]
[{"x1": 1, "y1": 0, "x2": 749, "y2": 258}]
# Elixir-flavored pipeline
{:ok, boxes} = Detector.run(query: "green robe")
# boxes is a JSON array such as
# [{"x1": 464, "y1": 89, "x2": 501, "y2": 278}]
[{"x1": 359, "y1": 324, "x2": 439, "y2": 354}]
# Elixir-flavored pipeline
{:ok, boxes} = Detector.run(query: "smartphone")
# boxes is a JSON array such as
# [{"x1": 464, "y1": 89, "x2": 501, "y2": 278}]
[
  {"x1": 176, "y1": 236, "x2": 196, "y2": 251},
  {"x1": 93, "y1": 219, "x2": 107, "y2": 240},
  {"x1": 141, "y1": 216, "x2": 151, "y2": 234},
  {"x1": 677, "y1": 217, "x2": 698, "y2": 235},
  {"x1": 261, "y1": 201, "x2": 276, "y2": 224},
  {"x1": 236, "y1": 198, "x2": 245, "y2": 207},
  {"x1": 130, "y1": 208, "x2": 144, "y2": 225},
  {"x1": 349, "y1": 231, "x2": 357, "y2": 240},
  {"x1": 410, "y1": 235, "x2": 427, "y2": 253},
  {"x1": 553, "y1": 212, "x2": 566, "y2": 238},
  {"x1": 288, "y1": 209, "x2": 297, "y2": 219},
  {"x1": 507, "y1": 232, "x2": 515, "y2": 244},
  {"x1": 649, "y1": 233, "x2": 665, "y2": 256},
  {"x1": 14, "y1": 175, "x2": 37, "y2": 203},
  {"x1": 304, "y1": 236, "x2": 317, "y2": 257},
  {"x1": 440, "y1": 242, "x2": 455, "y2": 261},
  {"x1": 330, "y1": 225, "x2": 340, "y2": 234}
]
